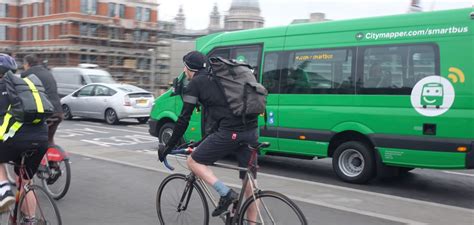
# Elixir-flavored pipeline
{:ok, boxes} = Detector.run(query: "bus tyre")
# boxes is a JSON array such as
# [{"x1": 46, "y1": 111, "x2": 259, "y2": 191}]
[
  {"x1": 333, "y1": 141, "x2": 375, "y2": 184},
  {"x1": 158, "y1": 122, "x2": 175, "y2": 144}
]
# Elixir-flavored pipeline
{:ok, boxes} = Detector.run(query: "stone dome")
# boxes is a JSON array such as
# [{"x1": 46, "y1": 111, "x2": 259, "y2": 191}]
[{"x1": 230, "y1": 0, "x2": 260, "y2": 10}]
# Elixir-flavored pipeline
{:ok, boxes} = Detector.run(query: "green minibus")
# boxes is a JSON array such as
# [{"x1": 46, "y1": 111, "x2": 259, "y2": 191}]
[{"x1": 149, "y1": 8, "x2": 473, "y2": 183}]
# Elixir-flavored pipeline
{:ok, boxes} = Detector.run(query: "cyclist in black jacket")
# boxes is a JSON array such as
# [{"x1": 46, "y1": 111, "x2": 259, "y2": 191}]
[
  {"x1": 0, "y1": 54, "x2": 48, "y2": 221},
  {"x1": 159, "y1": 51, "x2": 259, "y2": 217},
  {"x1": 22, "y1": 54, "x2": 63, "y2": 146}
]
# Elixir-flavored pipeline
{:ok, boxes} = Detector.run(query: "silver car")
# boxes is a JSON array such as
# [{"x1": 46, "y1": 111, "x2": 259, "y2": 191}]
[{"x1": 61, "y1": 83, "x2": 154, "y2": 124}]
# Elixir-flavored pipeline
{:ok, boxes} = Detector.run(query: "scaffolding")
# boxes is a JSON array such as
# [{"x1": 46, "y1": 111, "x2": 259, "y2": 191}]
[{"x1": 15, "y1": 16, "x2": 172, "y2": 93}]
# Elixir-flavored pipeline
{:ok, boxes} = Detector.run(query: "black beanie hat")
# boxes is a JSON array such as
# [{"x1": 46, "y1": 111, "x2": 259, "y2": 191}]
[{"x1": 183, "y1": 51, "x2": 206, "y2": 72}]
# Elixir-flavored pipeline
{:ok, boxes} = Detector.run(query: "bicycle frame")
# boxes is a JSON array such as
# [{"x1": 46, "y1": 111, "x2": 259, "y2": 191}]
[
  {"x1": 174, "y1": 151, "x2": 263, "y2": 224},
  {"x1": 8, "y1": 154, "x2": 34, "y2": 223}
]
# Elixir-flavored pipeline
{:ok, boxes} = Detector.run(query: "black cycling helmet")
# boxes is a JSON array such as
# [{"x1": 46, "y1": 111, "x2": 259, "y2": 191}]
[{"x1": 0, "y1": 53, "x2": 18, "y2": 75}]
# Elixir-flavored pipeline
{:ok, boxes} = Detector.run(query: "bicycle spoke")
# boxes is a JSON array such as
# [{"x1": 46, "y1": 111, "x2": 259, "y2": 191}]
[
  {"x1": 157, "y1": 174, "x2": 208, "y2": 225},
  {"x1": 18, "y1": 186, "x2": 61, "y2": 225},
  {"x1": 240, "y1": 191, "x2": 306, "y2": 225}
]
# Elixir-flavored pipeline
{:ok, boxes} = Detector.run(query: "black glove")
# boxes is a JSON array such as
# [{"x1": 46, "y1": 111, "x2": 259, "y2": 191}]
[{"x1": 158, "y1": 143, "x2": 173, "y2": 162}]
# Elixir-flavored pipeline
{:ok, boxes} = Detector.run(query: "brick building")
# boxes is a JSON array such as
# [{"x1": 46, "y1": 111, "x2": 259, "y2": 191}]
[{"x1": 0, "y1": 0, "x2": 168, "y2": 91}]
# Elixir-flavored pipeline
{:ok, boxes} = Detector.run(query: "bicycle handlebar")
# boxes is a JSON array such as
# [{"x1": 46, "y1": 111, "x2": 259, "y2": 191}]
[{"x1": 162, "y1": 147, "x2": 194, "y2": 171}]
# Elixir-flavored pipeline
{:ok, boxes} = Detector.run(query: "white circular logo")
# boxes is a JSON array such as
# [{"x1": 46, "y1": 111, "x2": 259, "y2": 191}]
[{"x1": 410, "y1": 76, "x2": 455, "y2": 117}]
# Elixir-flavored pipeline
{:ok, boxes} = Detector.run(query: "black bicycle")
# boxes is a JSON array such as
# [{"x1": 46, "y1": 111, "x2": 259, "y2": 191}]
[
  {"x1": 156, "y1": 142, "x2": 307, "y2": 225},
  {"x1": 0, "y1": 150, "x2": 62, "y2": 225}
]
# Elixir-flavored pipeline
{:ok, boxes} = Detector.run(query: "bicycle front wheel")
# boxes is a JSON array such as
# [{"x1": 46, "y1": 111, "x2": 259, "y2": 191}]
[
  {"x1": 41, "y1": 159, "x2": 71, "y2": 200},
  {"x1": 17, "y1": 185, "x2": 62, "y2": 225},
  {"x1": 156, "y1": 173, "x2": 209, "y2": 225},
  {"x1": 239, "y1": 190, "x2": 307, "y2": 225}
]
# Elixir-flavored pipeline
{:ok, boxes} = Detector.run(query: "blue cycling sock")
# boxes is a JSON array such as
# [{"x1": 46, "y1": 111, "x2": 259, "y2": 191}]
[{"x1": 213, "y1": 180, "x2": 230, "y2": 197}]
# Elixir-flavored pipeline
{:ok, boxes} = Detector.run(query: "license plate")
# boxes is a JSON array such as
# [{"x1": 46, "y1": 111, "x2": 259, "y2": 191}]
[{"x1": 137, "y1": 99, "x2": 148, "y2": 104}]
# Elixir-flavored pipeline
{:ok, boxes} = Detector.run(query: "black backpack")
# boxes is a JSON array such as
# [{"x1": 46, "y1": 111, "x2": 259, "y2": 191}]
[
  {"x1": 208, "y1": 57, "x2": 268, "y2": 119},
  {"x1": 4, "y1": 72, "x2": 54, "y2": 124}
]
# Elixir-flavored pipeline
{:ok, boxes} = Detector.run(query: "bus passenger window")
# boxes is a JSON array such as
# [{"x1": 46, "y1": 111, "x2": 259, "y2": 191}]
[{"x1": 262, "y1": 53, "x2": 280, "y2": 94}]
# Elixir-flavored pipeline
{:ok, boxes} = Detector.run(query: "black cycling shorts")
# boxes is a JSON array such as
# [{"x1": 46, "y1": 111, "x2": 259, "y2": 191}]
[
  {"x1": 191, "y1": 128, "x2": 258, "y2": 179},
  {"x1": 0, "y1": 140, "x2": 48, "y2": 179}
]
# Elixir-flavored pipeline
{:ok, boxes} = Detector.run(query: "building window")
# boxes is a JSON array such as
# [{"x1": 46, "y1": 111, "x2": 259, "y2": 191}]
[
  {"x1": 119, "y1": 4, "x2": 125, "y2": 18},
  {"x1": 33, "y1": 3, "x2": 39, "y2": 17},
  {"x1": 89, "y1": 24, "x2": 98, "y2": 36},
  {"x1": 22, "y1": 27, "x2": 27, "y2": 41},
  {"x1": 109, "y1": 27, "x2": 119, "y2": 39},
  {"x1": 81, "y1": 0, "x2": 97, "y2": 14},
  {"x1": 80, "y1": 23, "x2": 88, "y2": 36},
  {"x1": 135, "y1": 7, "x2": 142, "y2": 21},
  {"x1": 141, "y1": 31, "x2": 149, "y2": 42},
  {"x1": 90, "y1": 0, "x2": 97, "y2": 14},
  {"x1": 143, "y1": 8, "x2": 151, "y2": 22},
  {"x1": 0, "y1": 4, "x2": 7, "y2": 17},
  {"x1": 0, "y1": 26, "x2": 7, "y2": 40},
  {"x1": 22, "y1": 5, "x2": 28, "y2": 18},
  {"x1": 59, "y1": 0, "x2": 66, "y2": 13},
  {"x1": 44, "y1": 25, "x2": 49, "y2": 40},
  {"x1": 44, "y1": 0, "x2": 51, "y2": 15},
  {"x1": 32, "y1": 26, "x2": 38, "y2": 40},
  {"x1": 108, "y1": 3, "x2": 116, "y2": 17},
  {"x1": 134, "y1": 30, "x2": 141, "y2": 41}
]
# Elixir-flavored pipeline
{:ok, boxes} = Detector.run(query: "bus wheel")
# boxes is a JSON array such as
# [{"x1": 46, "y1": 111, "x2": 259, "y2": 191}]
[
  {"x1": 333, "y1": 141, "x2": 375, "y2": 184},
  {"x1": 158, "y1": 122, "x2": 175, "y2": 144}
]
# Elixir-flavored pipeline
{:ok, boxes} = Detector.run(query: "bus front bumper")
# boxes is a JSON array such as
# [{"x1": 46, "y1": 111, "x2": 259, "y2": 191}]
[
  {"x1": 149, "y1": 119, "x2": 159, "y2": 137},
  {"x1": 467, "y1": 142, "x2": 474, "y2": 169}
]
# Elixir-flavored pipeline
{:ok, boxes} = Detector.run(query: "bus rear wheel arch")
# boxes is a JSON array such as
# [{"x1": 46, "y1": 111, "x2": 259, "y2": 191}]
[{"x1": 332, "y1": 141, "x2": 376, "y2": 184}]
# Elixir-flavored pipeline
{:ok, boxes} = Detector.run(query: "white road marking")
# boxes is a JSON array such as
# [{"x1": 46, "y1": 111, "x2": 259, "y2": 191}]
[
  {"x1": 442, "y1": 171, "x2": 474, "y2": 178},
  {"x1": 76, "y1": 124, "x2": 149, "y2": 135},
  {"x1": 81, "y1": 135, "x2": 157, "y2": 147},
  {"x1": 127, "y1": 125, "x2": 149, "y2": 130}
]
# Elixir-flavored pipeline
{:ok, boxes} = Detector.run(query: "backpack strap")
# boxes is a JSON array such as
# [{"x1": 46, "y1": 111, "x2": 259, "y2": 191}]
[
  {"x1": 22, "y1": 77, "x2": 44, "y2": 124},
  {"x1": 0, "y1": 105, "x2": 23, "y2": 142}
]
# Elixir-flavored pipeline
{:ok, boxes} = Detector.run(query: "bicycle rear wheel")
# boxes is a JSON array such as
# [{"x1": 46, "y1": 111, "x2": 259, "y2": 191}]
[
  {"x1": 156, "y1": 174, "x2": 209, "y2": 225},
  {"x1": 17, "y1": 185, "x2": 62, "y2": 225},
  {"x1": 40, "y1": 159, "x2": 71, "y2": 200},
  {"x1": 239, "y1": 190, "x2": 307, "y2": 225}
]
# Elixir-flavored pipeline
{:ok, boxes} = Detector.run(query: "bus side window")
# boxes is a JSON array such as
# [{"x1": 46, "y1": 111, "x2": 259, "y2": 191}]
[{"x1": 262, "y1": 52, "x2": 280, "y2": 94}]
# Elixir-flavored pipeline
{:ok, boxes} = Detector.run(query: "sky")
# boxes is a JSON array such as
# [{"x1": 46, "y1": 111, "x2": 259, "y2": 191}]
[{"x1": 157, "y1": 0, "x2": 472, "y2": 30}]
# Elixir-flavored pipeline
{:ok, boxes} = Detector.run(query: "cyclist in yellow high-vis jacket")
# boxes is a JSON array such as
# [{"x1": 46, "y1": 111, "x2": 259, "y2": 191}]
[{"x1": 0, "y1": 54, "x2": 48, "y2": 224}]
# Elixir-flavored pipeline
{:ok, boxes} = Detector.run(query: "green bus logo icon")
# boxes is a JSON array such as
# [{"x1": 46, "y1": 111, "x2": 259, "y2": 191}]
[{"x1": 421, "y1": 83, "x2": 444, "y2": 108}]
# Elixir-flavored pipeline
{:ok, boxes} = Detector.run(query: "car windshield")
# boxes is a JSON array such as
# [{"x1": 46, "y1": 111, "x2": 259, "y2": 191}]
[{"x1": 89, "y1": 75, "x2": 115, "y2": 83}]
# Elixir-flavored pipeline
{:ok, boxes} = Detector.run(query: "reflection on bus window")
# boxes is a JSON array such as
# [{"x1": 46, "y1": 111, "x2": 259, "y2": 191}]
[{"x1": 360, "y1": 44, "x2": 437, "y2": 94}]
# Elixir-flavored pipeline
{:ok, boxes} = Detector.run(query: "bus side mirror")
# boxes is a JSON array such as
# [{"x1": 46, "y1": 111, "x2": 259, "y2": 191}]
[{"x1": 171, "y1": 77, "x2": 183, "y2": 96}]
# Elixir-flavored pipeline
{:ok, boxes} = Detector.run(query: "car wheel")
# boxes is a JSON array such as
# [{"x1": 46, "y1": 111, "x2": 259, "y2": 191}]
[
  {"x1": 105, "y1": 108, "x2": 119, "y2": 125},
  {"x1": 158, "y1": 122, "x2": 175, "y2": 144},
  {"x1": 333, "y1": 141, "x2": 376, "y2": 184},
  {"x1": 137, "y1": 117, "x2": 149, "y2": 124},
  {"x1": 62, "y1": 105, "x2": 73, "y2": 120}
]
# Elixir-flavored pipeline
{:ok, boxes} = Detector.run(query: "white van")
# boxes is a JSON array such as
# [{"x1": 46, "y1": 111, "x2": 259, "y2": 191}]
[{"x1": 52, "y1": 64, "x2": 116, "y2": 97}]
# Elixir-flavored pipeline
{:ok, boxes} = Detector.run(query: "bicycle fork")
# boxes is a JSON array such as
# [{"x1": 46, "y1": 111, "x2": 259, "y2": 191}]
[{"x1": 176, "y1": 174, "x2": 197, "y2": 212}]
